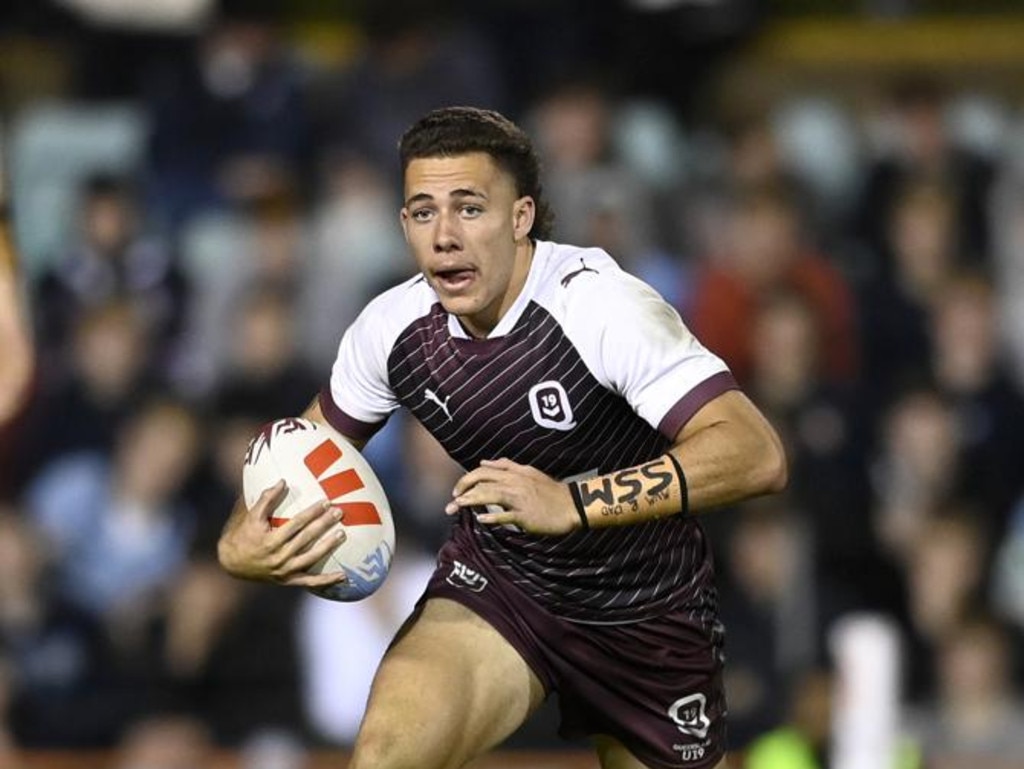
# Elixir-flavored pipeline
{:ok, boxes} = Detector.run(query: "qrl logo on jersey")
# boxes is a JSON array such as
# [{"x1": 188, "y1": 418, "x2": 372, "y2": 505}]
[
  {"x1": 269, "y1": 438, "x2": 382, "y2": 528},
  {"x1": 529, "y1": 381, "x2": 576, "y2": 431}
]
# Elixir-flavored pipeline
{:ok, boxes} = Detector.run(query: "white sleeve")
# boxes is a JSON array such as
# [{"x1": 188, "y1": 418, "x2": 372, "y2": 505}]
[
  {"x1": 322, "y1": 297, "x2": 400, "y2": 436},
  {"x1": 566, "y1": 269, "x2": 735, "y2": 436}
]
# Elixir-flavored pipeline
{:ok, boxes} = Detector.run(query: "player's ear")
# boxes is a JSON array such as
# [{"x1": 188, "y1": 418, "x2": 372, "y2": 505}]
[
  {"x1": 399, "y1": 208, "x2": 411, "y2": 243},
  {"x1": 513, "y1": 196, "x2": 535, "y2": 241}
]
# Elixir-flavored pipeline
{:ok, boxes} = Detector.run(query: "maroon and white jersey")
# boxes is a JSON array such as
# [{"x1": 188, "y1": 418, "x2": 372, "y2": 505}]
[{"x1": 320, "y1": 240, "x2": 737, "y2": 624}]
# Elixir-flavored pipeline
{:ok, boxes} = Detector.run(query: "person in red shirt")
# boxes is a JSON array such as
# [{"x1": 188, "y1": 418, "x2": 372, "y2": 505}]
[{"x1": 688, "y1": 182, "x2": 858, "y2": 387}]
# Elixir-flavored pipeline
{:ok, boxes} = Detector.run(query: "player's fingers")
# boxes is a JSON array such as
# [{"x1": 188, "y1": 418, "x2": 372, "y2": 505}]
[
  {"x1": 280, "y1": 507, "x2": 344, "y2": 558},
  {"x1": 480, "y1": 457, "x2": 524, "y2": 472},
  {"x1": 285, "y1": 525, "x2": 347, "y2": 573},
  {"x1": 452, "y1": 466, "x2": 508, "y2": 496},
  {"x1": 273, "y1": 499, "x2": 337, "y2": 544},
  {"x1": 252, "y1": 480, "x2": 287, "y2": 521},
  {"x1": 447, "y1": 479, "x2": 509, "y2": 513},
  {"x1": 476, "y1": 507, "x2": 517, "y2": 527}
]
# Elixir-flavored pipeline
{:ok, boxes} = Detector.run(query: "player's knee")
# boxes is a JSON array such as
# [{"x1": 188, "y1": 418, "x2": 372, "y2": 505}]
[{"x1": 349, "y1": 725, "x2": 439, "y2": 769}]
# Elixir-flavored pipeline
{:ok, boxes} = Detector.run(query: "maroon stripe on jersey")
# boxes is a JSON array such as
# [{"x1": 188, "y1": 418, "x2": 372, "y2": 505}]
[
  {"x1": 317, "y1": 386, "x2": 383, "y2": 443},
  {"x1": 657, "y1": 370, "x2": 739, "y2": 440}
]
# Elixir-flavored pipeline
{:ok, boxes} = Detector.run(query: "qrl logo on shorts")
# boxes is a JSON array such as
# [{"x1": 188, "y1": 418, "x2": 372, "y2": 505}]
[
  {"x1": 528, "y1": 381, "x2": 577, "y2": 431},
  {"x1": 447, "y1": 560, "x2": 488, "y2": 592},
  {"x1": 668, "y1": 693, "x2": 710, "y2": 740}
]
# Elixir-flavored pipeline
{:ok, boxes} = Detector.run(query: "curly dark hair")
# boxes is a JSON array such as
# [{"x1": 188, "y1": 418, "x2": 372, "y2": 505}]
[{"x1": 398, "y1": 106, "x2": 554, "y2": 241}]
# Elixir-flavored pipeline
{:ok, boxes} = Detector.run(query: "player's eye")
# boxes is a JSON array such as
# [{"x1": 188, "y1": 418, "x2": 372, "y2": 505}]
[
  {"x1": 410, "y1": 208, "x2": 434, "y2": 223},
  {"x1": 460, "y1": 205, "x2": 483, "y2": 218}
]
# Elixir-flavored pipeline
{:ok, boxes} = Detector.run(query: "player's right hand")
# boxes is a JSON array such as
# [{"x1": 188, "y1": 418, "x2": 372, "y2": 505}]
[{"x1": 216, "y1": 480, "x2": 348, "y2": 588}]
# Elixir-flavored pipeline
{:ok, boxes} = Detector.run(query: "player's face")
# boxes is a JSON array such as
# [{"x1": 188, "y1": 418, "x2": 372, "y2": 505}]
[{"x1": 401, "y1": 152, "x2": 535, "y2": 338}]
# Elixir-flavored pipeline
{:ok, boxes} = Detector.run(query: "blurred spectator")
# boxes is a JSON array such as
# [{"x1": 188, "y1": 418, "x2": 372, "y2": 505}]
[
  {"x1": 25, "y1": 396, "x2": 200, "y2": 626},
  {"x1": 717, "y1": 501, "x2": 819, "y2": 750},
  {"x1": 929, "y1": 273, "x2": 1024, "y2": 539},
  {"x1": 854, "y1": 76, "x2": 996, "y2": 275},
  {"x1": 900, "y1": 511, "x2": 990, "y2": 702},
  {"x1": 33, "y1": 173, "x2": 188, "y2": 373},
  {"x1": 527, "y1": 80, "x2": 687, "y2": 303},
  {"x1": 24, "y1": 396, "x2": 206, "y2": 739},
  {"x1": 18, "y1": 299, "x2": 154, "y2": 489},
  {"x1": 167, "y1": 559, "x2": 307, "y2": 744},
  {"x1": 677, "y1": 110, "x2": 816, "y2": 283},
  {"x1": 530, "y1": 80, "x2": 653, "y2": 246},
  {"x1": 869, "y1": 388, "x2": 962, "y2": 564},
  {"x1": 903, "y1": 617, "x2": 1024, "y2": 769},
  {"x1": 719, "y1": 115, "x2": 813, "y2": 213},
  {"x1": 747, "y1": 290, "x2": 874, "y2": 597},
  {"x1": 312, "y1": 2, "x2": 506, "y2": 174},
  {"x1": 111, "y1": 714, "x2": 214, "y2": 769},
  {"x1": 144, "y1": 7, "x2": 311, "y2": 228},
  {"x1": 858, "y1": 180, "x2": 962, "y2": 410},
  {"x1": 687, "y1": 181, "x2": 858, "y2": 386},
  {"x1": 0, "y1": 507, "x2": 106, "y2": 746},
  {"x1": 211, "y1": 282, "x2": 319, "y2": 420},
  {"x1": 175, "y1": 186, "x2": 311, "y2": 394},
  {"x1": 304, "y1": 151, "x2": 409, "y2": 368}
]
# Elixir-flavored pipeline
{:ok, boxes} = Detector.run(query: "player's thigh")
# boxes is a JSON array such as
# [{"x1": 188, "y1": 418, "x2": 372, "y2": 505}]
[
  {"x1": 594, "y1": 735, "x2": 730, "y2": 769},
  {"x1": 350, "y1": 597, "x2": 546, "y2": 769}
]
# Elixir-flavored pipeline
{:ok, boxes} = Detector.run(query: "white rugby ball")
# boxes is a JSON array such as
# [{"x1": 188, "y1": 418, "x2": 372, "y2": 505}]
[{"x1": 242, "y1": 417, "x2": 394, "y2": 602}]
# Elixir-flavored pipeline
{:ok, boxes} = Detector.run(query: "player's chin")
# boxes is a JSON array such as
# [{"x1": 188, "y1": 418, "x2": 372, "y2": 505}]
[{"x1": 437, "y1": 294, "x2": 480, "y2": 318}]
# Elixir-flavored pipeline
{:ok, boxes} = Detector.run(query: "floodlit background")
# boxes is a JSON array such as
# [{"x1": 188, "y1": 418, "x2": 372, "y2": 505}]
[{"x1": 2, "y1": 1, "x2": 1024, "y2": 767}]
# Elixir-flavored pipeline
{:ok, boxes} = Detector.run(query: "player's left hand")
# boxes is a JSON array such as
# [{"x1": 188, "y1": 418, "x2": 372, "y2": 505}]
[{"x1": 445, "y1": 458, "x2": 579, "y2": 536}]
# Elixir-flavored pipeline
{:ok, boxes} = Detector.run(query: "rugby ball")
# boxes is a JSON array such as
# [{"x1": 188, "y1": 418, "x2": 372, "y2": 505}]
[{"x1": 242, "y1": 418, "x2": 394, "y2": 602}]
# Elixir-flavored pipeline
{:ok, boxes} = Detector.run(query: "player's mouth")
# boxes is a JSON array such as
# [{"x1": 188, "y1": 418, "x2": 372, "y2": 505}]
[{"x1": 433, "y1": 267, "x2": 477, "y2": 293}]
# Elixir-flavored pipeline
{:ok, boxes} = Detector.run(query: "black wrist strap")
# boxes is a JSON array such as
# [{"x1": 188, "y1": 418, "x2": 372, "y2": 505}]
[
  {"x1": 664, "y1": 453, "x2": 689, "y2": 516},
  {"x1": 568, "y1": 481, "x2": 590, "y2": 531}
]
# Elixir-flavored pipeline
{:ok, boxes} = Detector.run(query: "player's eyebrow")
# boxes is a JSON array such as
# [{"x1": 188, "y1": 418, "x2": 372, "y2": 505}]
[{"x1": 404, "y1": 188, "x2": 488, "y2": 207}]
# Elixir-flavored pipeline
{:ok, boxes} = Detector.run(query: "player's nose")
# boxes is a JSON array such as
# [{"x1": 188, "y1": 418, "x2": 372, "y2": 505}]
[{"x1": 433, "y1": 211, "x2": 462, "y2": 252}]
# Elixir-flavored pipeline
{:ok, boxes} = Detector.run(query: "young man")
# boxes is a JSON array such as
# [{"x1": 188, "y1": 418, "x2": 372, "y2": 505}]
[{"x1": 218, "y1": 107, "x2": 787, "y2": 769}]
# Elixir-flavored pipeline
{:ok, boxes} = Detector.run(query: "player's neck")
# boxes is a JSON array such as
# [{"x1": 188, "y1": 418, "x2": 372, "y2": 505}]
[{"x1": 460, "y1": 238, "x2": 535, "y2": 340}]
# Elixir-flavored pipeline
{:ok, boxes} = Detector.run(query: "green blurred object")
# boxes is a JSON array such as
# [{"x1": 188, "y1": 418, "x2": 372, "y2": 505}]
[
  {"x1": 746, "y1": 727, "x2": 924, "y2": 769},
  {"x1": 746, "y1": 727, "x2": 821, "y2": 769}
]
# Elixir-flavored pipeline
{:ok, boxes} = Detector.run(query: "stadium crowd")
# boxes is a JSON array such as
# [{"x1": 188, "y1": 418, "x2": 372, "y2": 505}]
[{"x1": 2, "y1": 1, "x2": 1024, "y2": 767}]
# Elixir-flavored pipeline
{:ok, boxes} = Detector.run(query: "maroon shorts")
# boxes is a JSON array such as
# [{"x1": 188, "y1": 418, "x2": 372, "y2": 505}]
[{"x1": 417, "y1": 533, "x2": 727, "y2": 769}]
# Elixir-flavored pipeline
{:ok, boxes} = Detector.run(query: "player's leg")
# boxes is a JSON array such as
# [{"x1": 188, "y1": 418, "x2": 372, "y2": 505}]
[
  {"x1": 594, "y1": 735, "x2": 730, "y2": 769},
  {"x1": 348, "y1": 597, "x2": 546, "y2": 769}
]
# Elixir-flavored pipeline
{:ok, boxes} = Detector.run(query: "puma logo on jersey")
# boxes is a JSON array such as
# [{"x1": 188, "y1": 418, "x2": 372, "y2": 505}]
[
  {"x1": 560, "y1": 258, "x2": 599, "y2": 287},
  {"x1": 424, "y1": 387, "x2": 453, "y2": 421}
]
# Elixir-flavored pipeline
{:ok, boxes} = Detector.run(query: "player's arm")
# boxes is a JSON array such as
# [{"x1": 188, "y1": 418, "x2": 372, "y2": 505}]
[
  {"x1": 216, "y1": 397, "x2": 364, "y2": 586},
  {"x1": 448, "y1": 389, "x2": 786, "y2": 535},
  {"x1": 0, "y1": 138, "x2": 34, "y2": 426},
  {"x1": 568, "y1": 388, "x2": 786, "y2": 529}
]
